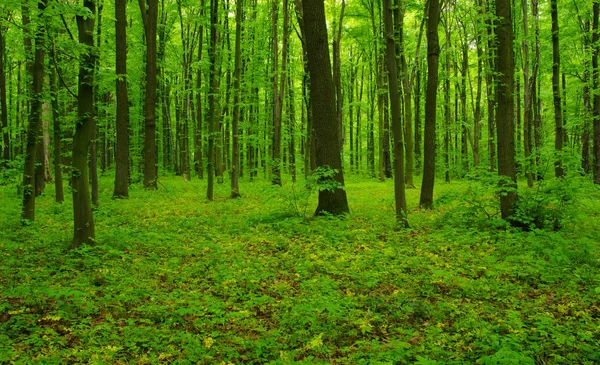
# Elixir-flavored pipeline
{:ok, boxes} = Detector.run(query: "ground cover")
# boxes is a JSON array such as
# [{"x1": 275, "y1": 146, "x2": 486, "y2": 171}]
[{"x1": 1, "y1": 173, "x2": 599, "y2": 364}]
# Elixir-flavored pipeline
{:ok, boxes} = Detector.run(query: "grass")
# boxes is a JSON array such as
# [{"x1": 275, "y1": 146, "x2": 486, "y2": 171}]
[{"x1": 1, "y1": 171, "x2": 600, "y2": 364}]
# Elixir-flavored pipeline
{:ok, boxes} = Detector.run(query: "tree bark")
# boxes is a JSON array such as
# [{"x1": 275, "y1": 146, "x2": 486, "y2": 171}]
[
  {"x1": 302, "y1": 0, "x2": 349, "y2": 216},
  {"x1": 495, "y1": 0, "x2": 518, "y2": 220},
  {"x1": 194, "y1": 0, "x2": 205, "y2": 179},
  {"x1": 383, "y1": 0, "x2": 408, "y2": 225},
  {"x1": 114, "y1": 0, "x2": 130, "y2": 198},
  {"x1": 207, "y1": 0, "x2": 219, "y2": 200},
  {"x1": 420, "y1": 0, "x2": 440, "y2": 209},
  {"x1": 231, "y1": 0, "x2": 243, "y2": 197},
  {"x1": 71, "y1": 0, "x2": 97, "y2": 248},
  {"x1": 50, "y1": 66, "x2": 63, "y2": 203},
  {"x1": 521, "y1": 0, "x2": 534, "y2": 187},
  {"x1": 140, "y1": 0, "x2": 159, "y2": 189},
  {"x1": 593, "y1": 1, "x2": 600, "y2": 184},
  {"x1": 0, "y1": 25, "x2": 9, "y2": 165},
  {"x1": 21, "y1": 0, "x2": 47, "y2": 223},
  {"x1": 550, "y1": 0, "x2": 564, "y2": 178}
]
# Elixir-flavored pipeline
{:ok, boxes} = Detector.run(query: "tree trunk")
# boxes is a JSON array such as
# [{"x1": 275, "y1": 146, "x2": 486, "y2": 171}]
[
  {"x1": 0, "y1": 25, "x2": 9, "y2": 165},
  {"x1": 333, "y1": 1, "x2": 345, "y2": 162},
  {"x1": 71, "y1": 0, "x2": 97, "y2": 248},
  {"x1": 550, "y1": 0, "x2": 564, "y2": 178},
  {"x1": 383, "y1": 0, "x2": 408, "y2": 225},
  {"x1": 302, "y1": 0, "x2": 349, "y2": 216},
  {"x1": 140, "y1": 0, "x2": 159, "y2": 189},
  {"x1": 419, "y1": 0, "x2": 440, "y2": 209},
  {"x1": 231, "y1": 0, "x2": 243, "y2": 197},
  {"x1": 272, "y1": 0, "x2": 282, "y2": 186},
  {"x1": 522, "y1": 0, "x2": 534, "y2": 187},
  {"x1": 194, "y1": 0, "x2": 205, "y2": 179},
  {"x1": 114, "y1": 0, "x2": 130, "y2": 198},
  {"x1": 21, "y1": 0, "x2": 47, "y2": 223},
  {"x1": 50, "y1": 66, "x2": 64, "y2": 203},
  {"x1": 207, "y1": 0, "x2": 219, "y2": 200},
  {"x1": 593, "y1": 2, "x2": 600, "y2": 184},
  {"x1": 495, "y1": 0, "x2": 518, "y2": 220},
  {"x1": 397, "y1": 1, "x2": 414, "y2": 188}
]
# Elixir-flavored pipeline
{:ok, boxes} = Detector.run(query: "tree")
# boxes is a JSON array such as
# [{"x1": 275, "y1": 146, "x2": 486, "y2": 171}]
[
  {"x1": 206, "y1": 0, "x2": 219, "y2": 201},
  {"x1": 0, "y1": 22, "x2": 8, "y2": 166},
  {"x1": 231, "y1": 0, "x2": 243, "y2": 197},
  {"x1": 139, "y1": 0, "x2": 159, "y2": 189},
  {"x1": 71, "y1": 0, "x2": 97, "y2": 247},
  {"x1": 550, "y1": 0, "x2": 564, "y2": 178},
  {"x1": 302, "y1": 0, "x2": 349, "y2": 216},
  {"x1": 50, "y1": 65, "x2": 64, "y2": 203},
  {"x1": 114, "y1": 0, "x2": 129, "y2": 198},
  {"x1": 383, "y1": 0, "x2": 407, "y2": 224},
  {"x1": 593, "y1": 1, "x2": 600, "y2": 185},
  {"x1": 21, "y1": 0, "x2": 47, "y2": 223},
  {"x1": 495, "y1": 0, "x2": 518, "y2": 220},
  {"x1": 420, "y1": 0, "x2": 440, "y2": 209},
  {"x1": 521, "y1": 0, "x2": 534, "y2": 188}
]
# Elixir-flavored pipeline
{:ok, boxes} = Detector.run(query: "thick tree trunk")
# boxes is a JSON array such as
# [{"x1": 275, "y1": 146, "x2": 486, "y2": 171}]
[
  {"x1": 140, "y1": 0, "x2": 159, "y2": 189},
  {"x1": 419, "y1": 0, "x2": 440, "y2": 209},
  {"x1": 550, "y1": 0, "x2": 564, "y2": 178},
  {"x1": 383, "y1": 0, "x2": 408, "y2": 225},
  {"x1": 114, "y1": 0, "x2": 130, "y2": 198},
  {"x1": 302, "y1": 0, "x2": 349, "y2": 216},
  {"x1": 71, "y1": 0, "x2": 97, "y2": 248},
  {"x1": 495, "y1": 0, "x2": 518, "y2": 220}
]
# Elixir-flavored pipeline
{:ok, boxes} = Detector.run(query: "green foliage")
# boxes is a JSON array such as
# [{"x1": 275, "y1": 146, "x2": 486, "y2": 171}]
[
  {"x1": 1, "y1": 175, "x2": 600, "y2": 364},
  {"x1": 289, "y1": 166, "x2": 344, "y2": 219}
]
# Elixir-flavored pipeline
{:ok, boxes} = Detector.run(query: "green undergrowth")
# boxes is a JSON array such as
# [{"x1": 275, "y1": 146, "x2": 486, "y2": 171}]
[{"x1": 1, "y1": 173, "x2": 600, "y2": 364}]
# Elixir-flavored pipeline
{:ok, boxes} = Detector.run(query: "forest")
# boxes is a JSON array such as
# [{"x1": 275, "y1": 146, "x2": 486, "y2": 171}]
[{"x1": 1, "y1": 0, "x2": 600, "y2": 363}]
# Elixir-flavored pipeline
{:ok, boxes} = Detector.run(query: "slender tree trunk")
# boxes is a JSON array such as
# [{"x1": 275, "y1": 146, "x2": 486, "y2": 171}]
[
  {"x1": 50, "y1": 66, "x2": 64, "y2": 203},
  {"x1": 398, "y1": 1, "x2": 414, "y2": 188},
  {"x1": 384, "y1": 0, "x2": 408, "y2": 225},
  {"x1": 532, "y1": 0, "x2": 542, "y2": 179},
  {"x1": 231, "y1": 0, "x2": 243, "y2": 197},
  {"x1": 419, "y1": 0, "x2": 440, "y2": 209},
  {"x1": 207, "y1": 0, "x2": 219, "y2": 200},
  {"x1": 593, "y1": 1, "x2": 600, "y2": 184},
  {"x1": 302, "y1": 0, "x2": 349, "y2": 215},
  {"x1": 443, "y1": 13, "x2": 451, "y2": 183},
  {"x1": 114, "y1": 0, "x2": 130, "y2": 198},
  {"x1": 484, "y1": 0, "x2": 496, "y2": 172},
  {"x1": 0, "y1": 26, "x2": 9, "y2": 166},
  {"x1": 473, "y1": 29, "x2": 483, "y2": 168},
  {"x1": 333, "y1": 1, "x2": 346, "y2": 161},
  {"x1": 495, "y1": 0, "x2": 518, "y2": 220},
  {"x1": 194, "y1": 0, "x2": 205, "y2": 179},
  {"x1": 550, "y1": 0, "x2": 564, "y2": 178},
  {"x1": 522, "y1": 0, "x2": 534, "y2": 187},
  {"x1": 90, "y1": 1, "x2": 104, "y2": 207},
  {"x1": 71, "y1": 0, "x2": 97, "y2": 248},
  {"x1": 414, "y1": 63, "x2": 422, "y2": 170},
  {"x1": 21, "y1": 0, "x2": 47, "y2": 223}
]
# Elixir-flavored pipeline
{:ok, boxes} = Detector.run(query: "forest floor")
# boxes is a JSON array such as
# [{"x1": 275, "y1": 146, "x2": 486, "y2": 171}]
[{"x1": 1, "y1": 171, "x2": 600, "y2": 364}]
